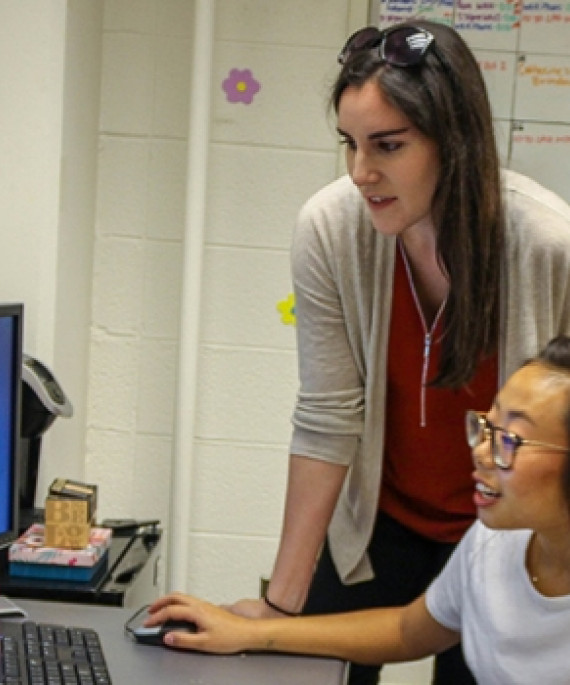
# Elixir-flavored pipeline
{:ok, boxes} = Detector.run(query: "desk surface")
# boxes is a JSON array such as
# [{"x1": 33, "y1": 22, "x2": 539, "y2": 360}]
[{"x1": 10, "y1": 599, "x2": 347, "y2": 685}]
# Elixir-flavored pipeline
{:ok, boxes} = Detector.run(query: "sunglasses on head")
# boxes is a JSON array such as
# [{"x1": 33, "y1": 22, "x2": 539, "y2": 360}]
[{"x1": 338, "y1": 25, "x2": 435, "y2": 67}]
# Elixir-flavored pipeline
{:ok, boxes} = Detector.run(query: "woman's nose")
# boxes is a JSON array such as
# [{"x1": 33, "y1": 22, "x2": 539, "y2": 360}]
[
  {"x1": 350, "y1": 151, "x2": 380, "y2": 187},
  {"x1": 472, "y1": 440, "x2": 494, "y2": 469}
]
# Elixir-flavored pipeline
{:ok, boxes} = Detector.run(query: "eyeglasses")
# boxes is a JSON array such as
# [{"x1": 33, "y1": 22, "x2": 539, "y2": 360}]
[
  {"x1": 338, "y1": 25, "x2": 435, "y2": 67},
  {"x1": 465, "y1": 410, "x2": 569, "y2": 470}
]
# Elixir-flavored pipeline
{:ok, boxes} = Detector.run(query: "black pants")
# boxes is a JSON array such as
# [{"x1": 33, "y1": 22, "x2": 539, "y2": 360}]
[{"x1": 302, "y1": 511, "x2": 476, "y2": 685}]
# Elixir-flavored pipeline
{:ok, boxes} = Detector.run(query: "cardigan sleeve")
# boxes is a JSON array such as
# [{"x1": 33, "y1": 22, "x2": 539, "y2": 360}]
[
  {"x1": 289, "y1": 177, "x2": 365, "y2": 466},
  {"x1": 500, "y1": 170, "x2": 570, "y2": 382}
]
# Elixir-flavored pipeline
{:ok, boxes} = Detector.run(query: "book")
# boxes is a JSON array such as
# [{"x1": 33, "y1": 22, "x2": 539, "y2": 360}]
[
  {"x1": 8, "y1": 553, "x2": 108, "y2": 582},
  {"x1": 8, "y1": 524, "x2": 112, "y2": 582}
]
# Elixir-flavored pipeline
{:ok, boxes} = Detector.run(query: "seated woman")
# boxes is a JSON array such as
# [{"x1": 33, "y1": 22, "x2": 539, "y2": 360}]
[{"x1": 146, "y1": 335, "x2": 570, "y2": 685}]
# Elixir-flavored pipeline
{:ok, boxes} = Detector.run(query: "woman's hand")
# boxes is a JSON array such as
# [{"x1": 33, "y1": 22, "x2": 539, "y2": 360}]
[
  {"x1": 145, "y1": 592, "x2": 257, "y2": 653},
  {"x1": 224, "y1": 597, "x2": 290, "y2": 619}
]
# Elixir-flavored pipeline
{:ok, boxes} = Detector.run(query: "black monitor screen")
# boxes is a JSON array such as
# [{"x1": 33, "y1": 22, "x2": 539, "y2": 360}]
[{"x1": 0, "y1": 303, "x2": 22, "y2": 546}]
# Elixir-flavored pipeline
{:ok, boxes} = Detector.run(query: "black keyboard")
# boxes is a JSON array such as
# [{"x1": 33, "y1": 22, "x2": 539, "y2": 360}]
[{"x1": 0, "y1": 620, "x2": 112, "y2": 684}]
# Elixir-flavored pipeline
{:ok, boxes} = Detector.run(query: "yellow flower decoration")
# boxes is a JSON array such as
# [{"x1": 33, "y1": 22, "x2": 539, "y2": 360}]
[{"x1": 277, "y1": 293, "x2": 296, "y2": 326}]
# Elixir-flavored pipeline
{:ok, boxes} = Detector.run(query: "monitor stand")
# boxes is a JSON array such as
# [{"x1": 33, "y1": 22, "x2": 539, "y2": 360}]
[{"x1": 18, "y1": 435, "x2": 43, "y2": 533}]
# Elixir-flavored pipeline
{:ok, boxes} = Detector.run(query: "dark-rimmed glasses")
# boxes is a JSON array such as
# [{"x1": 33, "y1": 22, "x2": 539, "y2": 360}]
[
  {"x1": 338, "y1": 25, "x2": 435, "y2": 67},
  {"x1": 465, "y1": 410, "x2": 569, "y2": 470}
]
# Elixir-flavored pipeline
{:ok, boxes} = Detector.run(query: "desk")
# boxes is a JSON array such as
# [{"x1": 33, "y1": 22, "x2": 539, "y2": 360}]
[{"x1": 12, "y1": 599, "x2": 347, "y2": 685}]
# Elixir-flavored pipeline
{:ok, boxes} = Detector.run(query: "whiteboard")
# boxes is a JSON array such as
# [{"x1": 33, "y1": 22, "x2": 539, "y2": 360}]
[{"x1": 369, "y1": 0, "x2": 570, "y2": 203}]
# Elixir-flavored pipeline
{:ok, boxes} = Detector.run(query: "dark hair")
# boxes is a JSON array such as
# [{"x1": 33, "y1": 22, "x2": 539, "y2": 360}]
[
  {"x1": 536, "y1": 336, "x2": 570, "y2": 505},
  {"x1": 331, "y1": 20, "x2": 504, "y2": 388}
]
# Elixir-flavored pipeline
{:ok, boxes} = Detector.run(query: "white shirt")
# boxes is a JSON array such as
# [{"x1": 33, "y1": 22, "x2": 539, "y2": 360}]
[{"x1": 426, "y1": 521, "x2": 570, "y2": 684}]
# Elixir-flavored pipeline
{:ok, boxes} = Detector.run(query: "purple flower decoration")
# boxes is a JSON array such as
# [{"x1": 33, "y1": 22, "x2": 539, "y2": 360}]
[{"x1": 222, "y1": 68, "x2": 261, "y2": 105}]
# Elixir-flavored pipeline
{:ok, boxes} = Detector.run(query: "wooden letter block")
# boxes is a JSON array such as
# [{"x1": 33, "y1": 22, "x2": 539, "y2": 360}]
[{"x1": 44, "y1": 498, "x2": 91, "y2": 549}]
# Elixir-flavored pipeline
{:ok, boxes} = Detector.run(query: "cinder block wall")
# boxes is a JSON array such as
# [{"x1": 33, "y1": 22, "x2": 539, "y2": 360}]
[
  {"x1": 87, "y1": 0, "x2": 359, "y2": 600},
  {"x1": 189, "y1": 0, "x2": 356, "y2": 601},
  {"x1": 86, "y1": 0, "x2": 194, "y2": 538}
]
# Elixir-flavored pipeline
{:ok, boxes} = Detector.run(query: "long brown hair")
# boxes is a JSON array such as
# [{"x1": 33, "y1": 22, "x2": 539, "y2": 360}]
[{"x1": 331, "y1": 20, "x2": 504, "y2": 388}]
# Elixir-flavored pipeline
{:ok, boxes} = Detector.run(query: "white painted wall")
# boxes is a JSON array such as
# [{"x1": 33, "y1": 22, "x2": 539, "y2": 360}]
[
  {"x1": 0, "y1": 2, "x2": 66, "y2": 357},
  {"x1": 188, "y1": 0, "x2": 355, "y2": 602},
  {"x1": 0, "y1": 0, "x2": 101, "y2": 491},
  {"x1": 85, "y1": 0, "x2": 194, "y2": 549},
  {"x1": 87, "y1": 0, "x2": 368, "y2": 601}
]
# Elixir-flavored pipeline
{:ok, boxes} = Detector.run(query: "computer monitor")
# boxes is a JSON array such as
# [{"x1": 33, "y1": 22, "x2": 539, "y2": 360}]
[{"x1": 0, "y1": 303, "x2": 23, "y2": 548}]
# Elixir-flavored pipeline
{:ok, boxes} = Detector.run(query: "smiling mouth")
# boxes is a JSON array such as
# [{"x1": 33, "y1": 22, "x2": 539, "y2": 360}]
[
  {"x1": 368, "y1": 195, "x2": 395, "y2": 204},
  {"x1": 475, "y1": 482, "x2": 500, "y2": 499}
]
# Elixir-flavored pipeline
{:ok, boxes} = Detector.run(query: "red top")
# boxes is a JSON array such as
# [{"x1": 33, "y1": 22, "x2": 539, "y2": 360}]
[{"x1": 379, "y1": 247, "x2": 498, "y2": 542}]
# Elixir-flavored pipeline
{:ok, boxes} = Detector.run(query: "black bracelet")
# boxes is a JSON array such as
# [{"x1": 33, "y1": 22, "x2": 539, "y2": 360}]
[{"x1": 263, "y1": 595, "x2": 300, "y2": 617}]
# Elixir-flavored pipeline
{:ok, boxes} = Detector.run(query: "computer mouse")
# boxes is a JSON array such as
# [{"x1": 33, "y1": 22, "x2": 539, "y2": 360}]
[{"x1": 132, "y1": 619, "x2": 197, "y2": 646}]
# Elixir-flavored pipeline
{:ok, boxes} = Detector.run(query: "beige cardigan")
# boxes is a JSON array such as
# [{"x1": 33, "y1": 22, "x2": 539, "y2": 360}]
[{"x1": 289, "y1": 169, "x2": 570, "y2": 584}]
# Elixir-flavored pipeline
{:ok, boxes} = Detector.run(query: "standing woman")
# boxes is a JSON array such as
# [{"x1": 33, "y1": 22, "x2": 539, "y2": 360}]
[{"x1": 229, "y1": 20, "x2": 570, "y2": 684}]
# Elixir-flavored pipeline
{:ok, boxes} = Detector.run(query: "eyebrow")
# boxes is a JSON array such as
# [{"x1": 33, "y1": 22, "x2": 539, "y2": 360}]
[
  {"x1": 336, "y1": 126, "x2": 410, "y2": 140},
  {"x1": 493, "y1": 398, "x2": 537, "y2": 426}
]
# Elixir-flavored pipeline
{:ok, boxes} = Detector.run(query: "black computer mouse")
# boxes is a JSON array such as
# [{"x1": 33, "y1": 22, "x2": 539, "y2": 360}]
[{"x1": 132, "y1": 619, "x2": 197, "y2": 646}]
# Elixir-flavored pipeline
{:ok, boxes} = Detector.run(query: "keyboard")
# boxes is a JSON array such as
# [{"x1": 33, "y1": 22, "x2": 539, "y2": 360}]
[{"x1": 0, "y1": 620, "x2": 112, "y2": 684}]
